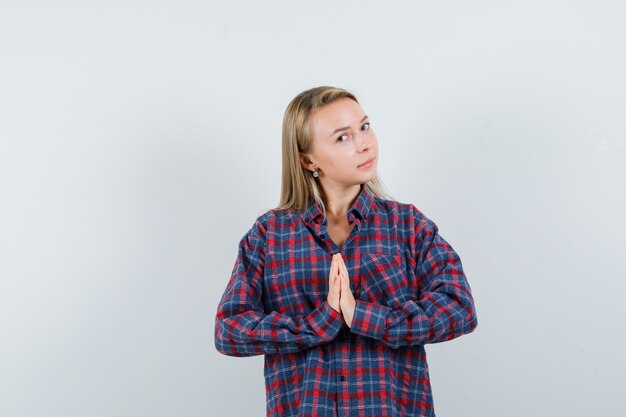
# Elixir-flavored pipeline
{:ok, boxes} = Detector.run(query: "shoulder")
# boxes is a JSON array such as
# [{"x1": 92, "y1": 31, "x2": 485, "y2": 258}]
[
  {"x1": 240, "y1": 207, "x2": 301, "y2": 242},
  {"x1": 372, "y1": 196, "x2": 437, "y2": 234}
]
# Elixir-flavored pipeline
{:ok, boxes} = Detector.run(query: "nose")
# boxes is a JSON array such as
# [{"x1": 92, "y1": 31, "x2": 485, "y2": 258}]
[{"x1": 355, "y1": 135, "x2": 370, "y2": 151}]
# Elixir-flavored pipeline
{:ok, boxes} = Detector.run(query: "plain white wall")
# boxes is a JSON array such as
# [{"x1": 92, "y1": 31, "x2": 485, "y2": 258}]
[{"x1": 1, "y1": 1, "x2": 625, "y2": 416}]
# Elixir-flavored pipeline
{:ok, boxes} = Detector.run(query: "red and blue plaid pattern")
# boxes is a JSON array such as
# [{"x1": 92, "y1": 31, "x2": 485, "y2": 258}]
[{"x1": 215, "y1": 184, "x2": 478, "y2": 417}]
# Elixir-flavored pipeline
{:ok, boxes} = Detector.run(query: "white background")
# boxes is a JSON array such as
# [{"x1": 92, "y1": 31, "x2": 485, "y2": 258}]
[{"x1": 1, "y1": 1, "x2": 625, "y2": 416}]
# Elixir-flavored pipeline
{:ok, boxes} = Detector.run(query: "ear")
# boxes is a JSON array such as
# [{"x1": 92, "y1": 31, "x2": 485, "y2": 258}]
[{"x1": 299, "y1": 152, "x2": 316, "y2": 173}]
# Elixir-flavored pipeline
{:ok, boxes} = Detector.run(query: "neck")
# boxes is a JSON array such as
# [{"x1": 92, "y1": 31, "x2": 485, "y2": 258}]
[{"x1": 322, "y1": 183, "x2": 362, "y2": 219}]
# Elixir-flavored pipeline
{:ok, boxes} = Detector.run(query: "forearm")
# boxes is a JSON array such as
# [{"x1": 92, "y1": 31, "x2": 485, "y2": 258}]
[
  {"x1": 215, "y1": 300, "x2": 344, "y2": 357},
  {"x1": 349, "y1": 288, "x2": 477, "y2": 348}
]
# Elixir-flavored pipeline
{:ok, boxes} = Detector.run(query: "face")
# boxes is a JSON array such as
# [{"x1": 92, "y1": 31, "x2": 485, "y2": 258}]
[{"x1": 301, "y1": 97, "x2": 378, "y2": 187}]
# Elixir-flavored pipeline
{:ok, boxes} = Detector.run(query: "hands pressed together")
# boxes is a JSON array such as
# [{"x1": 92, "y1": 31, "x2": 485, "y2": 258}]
[{"x1": 327, "y1": 253, "x2": 356, "y2": 328}]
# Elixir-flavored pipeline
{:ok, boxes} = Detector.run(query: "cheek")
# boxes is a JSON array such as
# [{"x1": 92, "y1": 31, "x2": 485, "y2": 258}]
[
  {"x1": 335, "y1": 150, "x2": 355, "y2": 167},
  {"x1": 318, "y1": 150, "x2": 338, "y2": 168},
  {"x1": 324, "y1": 149, "x2": 350, "y2": 167}
]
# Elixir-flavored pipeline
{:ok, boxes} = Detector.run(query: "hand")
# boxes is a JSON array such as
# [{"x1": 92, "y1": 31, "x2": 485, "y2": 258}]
[
  {"x1": 335, "y1": 253, "x2": 356, "y2": 328},
  {"x1": 327, "y1": 254, "x2": 341, "y2": 313}
]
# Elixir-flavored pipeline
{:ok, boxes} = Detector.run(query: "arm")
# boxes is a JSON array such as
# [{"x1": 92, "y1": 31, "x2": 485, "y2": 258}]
[
  {"x1": 214, "y1": 220, "x2": 344, "y2": 357},
  {"x1": 349, "y1": 213, "x2": 478, "y2": 349}
]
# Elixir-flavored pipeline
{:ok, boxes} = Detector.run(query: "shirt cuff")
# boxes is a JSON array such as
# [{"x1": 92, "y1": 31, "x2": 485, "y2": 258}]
[
  {"x1": 349, "y1": 299, "x2": 391, "y2": 340},
  {"x1": 305, "y1": 300, "x2": 344, "y2": 342}
]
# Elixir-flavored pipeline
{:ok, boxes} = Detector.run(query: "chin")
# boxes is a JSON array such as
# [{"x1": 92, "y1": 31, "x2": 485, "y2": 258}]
[{"x1": 361, "y1": 172, "x2": 377, "y2": 183}]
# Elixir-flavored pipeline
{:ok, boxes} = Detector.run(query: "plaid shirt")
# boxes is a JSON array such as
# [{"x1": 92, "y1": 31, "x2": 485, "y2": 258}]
[{"x1": 215, "y1": 185, "x2": 478, "y2": 417}]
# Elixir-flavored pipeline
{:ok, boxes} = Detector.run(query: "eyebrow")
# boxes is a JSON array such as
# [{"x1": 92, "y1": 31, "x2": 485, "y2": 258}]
[{"x1": 328, "y1": 115, "x2": 369, "y2": 138}]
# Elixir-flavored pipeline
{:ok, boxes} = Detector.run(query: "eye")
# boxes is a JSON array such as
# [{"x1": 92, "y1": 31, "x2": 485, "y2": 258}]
[
  {"x1": 337, "y1": 133, "x2": 349, "y2": 143},
  {"x1": 361, "y1": 122, "x2": 370, "y2": 131}
]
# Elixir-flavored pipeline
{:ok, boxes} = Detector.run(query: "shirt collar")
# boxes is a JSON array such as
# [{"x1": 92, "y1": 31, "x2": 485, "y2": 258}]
[{"x1": 302, "y1": 184, "x2": 375, "y2": 226}]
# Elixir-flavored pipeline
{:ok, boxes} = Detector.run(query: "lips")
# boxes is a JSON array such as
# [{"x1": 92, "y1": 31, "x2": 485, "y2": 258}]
[{"x1": 358, "y1": 157, "x2": 375, "y2": 167}]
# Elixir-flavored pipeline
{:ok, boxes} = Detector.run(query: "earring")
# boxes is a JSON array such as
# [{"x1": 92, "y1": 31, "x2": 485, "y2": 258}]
[{"x1": 312, "y1": 170, "x2": 319, "y2": 178}]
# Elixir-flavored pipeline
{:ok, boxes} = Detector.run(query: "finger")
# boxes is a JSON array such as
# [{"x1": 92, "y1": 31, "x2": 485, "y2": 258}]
[
  {"x1": 334, "y1": 275, "x2": 342, "y2": 313},
  {"x1": 338, "y1": 258, "x2": 350, "y2": 281},
  {"x1": 338, "y1": 255, "x2": 348, "y2": 277},
  {"x1": 339, "y1": 264, "x2": 350, "y2": 296},
  {"x1": 339, "y1": 266, "x2": 347, "y2": 292},
  {"x1": 336, "y1": 275, "x2": 343, "y2": 300},
  {"x1": 334, "y1": 275, "x2": 341, "y2": 309},
  {"x1": 335, "y1": 254, "x2": 345, "y2": 273}
]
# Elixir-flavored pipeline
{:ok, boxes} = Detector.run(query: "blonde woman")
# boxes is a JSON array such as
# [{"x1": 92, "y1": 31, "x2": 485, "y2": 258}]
[{"x1": 215, "y1": 86, "x2": 478, "y2": 417}]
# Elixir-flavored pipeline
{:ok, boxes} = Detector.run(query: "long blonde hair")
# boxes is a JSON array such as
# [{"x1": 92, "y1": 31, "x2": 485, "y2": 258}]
[{"x1": 273, "y1": 86, "x2": 394, "y2": 218}]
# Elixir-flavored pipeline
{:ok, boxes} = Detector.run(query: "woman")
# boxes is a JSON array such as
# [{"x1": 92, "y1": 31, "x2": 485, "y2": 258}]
[{"x1": 214, "y1": 86, "x2": 478, "y2": 417}]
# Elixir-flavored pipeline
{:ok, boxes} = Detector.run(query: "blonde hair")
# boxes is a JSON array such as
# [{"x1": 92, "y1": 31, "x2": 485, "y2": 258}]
[{"x1": 273, "y1": 86, "x2": 394, "y2": 218}]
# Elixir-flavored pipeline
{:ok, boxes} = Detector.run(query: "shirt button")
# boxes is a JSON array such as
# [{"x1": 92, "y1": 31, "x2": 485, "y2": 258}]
[
  {"x1": 340, "y1": 375, "x2": 345, "y2": 382},
  {"x1": 320, "y1": 233, "x2": 325, "y2": 239}
]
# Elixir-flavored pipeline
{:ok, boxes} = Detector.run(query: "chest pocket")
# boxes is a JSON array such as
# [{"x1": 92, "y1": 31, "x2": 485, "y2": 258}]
[{"x1": 358, "y1": 252, "x2": 411, "y2": 308}]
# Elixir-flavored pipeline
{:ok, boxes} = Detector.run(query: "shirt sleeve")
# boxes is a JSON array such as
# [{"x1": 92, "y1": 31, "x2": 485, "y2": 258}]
[
  {"x1": 214, "y1": 219, "x2": 344, "y2": 357},
  {"x1": 349, "y1": 211, "x2": 478, "y2": 348}
]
